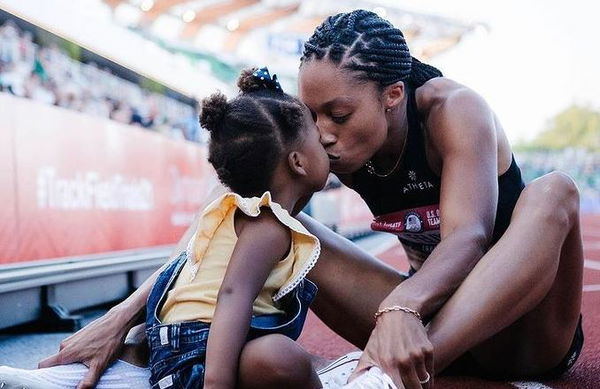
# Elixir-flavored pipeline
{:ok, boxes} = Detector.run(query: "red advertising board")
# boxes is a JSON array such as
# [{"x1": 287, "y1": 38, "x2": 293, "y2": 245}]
[
  {"x1": 0, "y1": 94, "x2": 216, "y2": 264},
  {"x1": 0, "y1": 95, "x2": 19, "y2": 261}
]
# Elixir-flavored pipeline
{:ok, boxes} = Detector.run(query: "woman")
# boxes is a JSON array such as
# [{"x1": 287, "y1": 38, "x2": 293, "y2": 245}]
[{"x1": 38, "y1": 10, "x2": 583, "y2": 389}]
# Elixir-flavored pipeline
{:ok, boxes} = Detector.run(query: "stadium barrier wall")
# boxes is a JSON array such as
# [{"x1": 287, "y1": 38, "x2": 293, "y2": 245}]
[{"x1": 0, "y1": 93, "x2": 217, "y2": 264}]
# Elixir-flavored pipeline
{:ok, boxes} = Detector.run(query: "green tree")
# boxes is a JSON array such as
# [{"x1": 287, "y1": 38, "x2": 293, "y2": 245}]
[
  {"x1": 530, "y1": 105, "x2": 600, "y2": 151},
  {"x1": 523, "y1": 105, "x2": 600, "y2": 151}
]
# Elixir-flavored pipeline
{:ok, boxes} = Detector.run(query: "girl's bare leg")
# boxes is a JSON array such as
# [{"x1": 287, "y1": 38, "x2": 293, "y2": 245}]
[{"x1": 237, "y1": 334, "x2": 322, "y2": 389}]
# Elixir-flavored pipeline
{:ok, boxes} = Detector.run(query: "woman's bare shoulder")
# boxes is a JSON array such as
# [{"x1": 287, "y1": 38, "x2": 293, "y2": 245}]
[
  {"x1": 415, "y1": 77, "x2": 497, "y2": 158},
  {"x1": 415, "y1": 77, "x2": 474, "y2": 113}
]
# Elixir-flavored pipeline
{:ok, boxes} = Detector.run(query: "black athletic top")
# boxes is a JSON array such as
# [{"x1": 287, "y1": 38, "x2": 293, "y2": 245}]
[{"x1": 351, "y1": 88, "x2": 525, "y2": 268}]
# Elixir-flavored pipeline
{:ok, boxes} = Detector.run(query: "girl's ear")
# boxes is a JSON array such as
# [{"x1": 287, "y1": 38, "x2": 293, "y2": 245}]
[
  {"x1": 287, "y1": 151, "x2": 308, "y2": 176},
  {"x1": 383, "y1": 81, "x2": 405, "y2": 111}
]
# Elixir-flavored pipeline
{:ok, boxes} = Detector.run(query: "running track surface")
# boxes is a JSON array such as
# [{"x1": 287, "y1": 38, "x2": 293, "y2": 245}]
[{"x1": 298, "y1": 214, "x2": 600, "y2": 388}]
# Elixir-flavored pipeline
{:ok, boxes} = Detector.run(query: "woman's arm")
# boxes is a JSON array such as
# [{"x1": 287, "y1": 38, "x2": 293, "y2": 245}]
[
  {"x1": 352, "y1": 84, "x2": 500, "y2": 388},
  {"x1": 388, "y1": 84, "x2": 498, "y2": 316},
  {"x1": 38, "y1": 183, "x2": 227, "y2": 389},
  {"x1": 203, "y1": 210, "x2": 290, "y2": 389},
  {"x1": 37, "y1": 217, "x2": 198, "y2": 389}
]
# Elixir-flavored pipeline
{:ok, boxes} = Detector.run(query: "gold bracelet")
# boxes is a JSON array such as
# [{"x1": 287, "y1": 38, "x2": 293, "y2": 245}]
[{"x1": 374, "y1": 305, "x2": 422, "y2": 322}]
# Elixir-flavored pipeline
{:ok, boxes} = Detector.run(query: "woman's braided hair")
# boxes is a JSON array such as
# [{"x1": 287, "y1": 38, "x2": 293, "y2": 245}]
[
  {"x1": 200, "y1": 68, "x2": 306, "y2": 197},
  {"x1": 301, "y1": 9, "x2": 442, "y2": 88}
]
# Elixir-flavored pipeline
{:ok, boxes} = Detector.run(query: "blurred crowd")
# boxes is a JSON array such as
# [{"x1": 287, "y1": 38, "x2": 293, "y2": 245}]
[
  {"x1": 517, "y1": 148, "x2": 600, "y2": 212},
  {"x1": 1, "y1": 21, "x2": 598, "y2": 211},
  {"x1": 0, "y1": 20, "x2": 201, "y2": 142}
]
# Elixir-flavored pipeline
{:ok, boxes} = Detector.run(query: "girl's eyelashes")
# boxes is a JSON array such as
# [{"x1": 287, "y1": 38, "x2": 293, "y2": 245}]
[{"x1": 309, "y1": 109, "x2": 317, "y2": 122}]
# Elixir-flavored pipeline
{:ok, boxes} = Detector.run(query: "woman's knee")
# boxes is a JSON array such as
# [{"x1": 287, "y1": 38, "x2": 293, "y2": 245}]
[
  {"x1": 521, "y1": 171, "x2": 579, "y2": 226},
  {"x1": 238, "y1": 334, "x2": 315, "y2": 388}
]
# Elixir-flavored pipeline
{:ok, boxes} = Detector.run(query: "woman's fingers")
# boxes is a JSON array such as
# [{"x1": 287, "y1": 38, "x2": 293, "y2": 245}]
[
  {"x1": 395, "y1": 344, "x2": 434, "y2": 389},
  {"x1": 381, "y1": 355, "x2": 421, "y2": 389},
  {"x1": 384, "y1": 365, "x2": 405, "y2": 389},
  {"x1": 38, "y1": 352, "x2": 72, "y2": 368},
  {"x1": 422, "y1": 346, "x2": 434, "y2": 389},
  {"x1": 374, "y1": 313, "x2": 435, "y2": 389},
  {"x1": 77, "y1": 361, "x2": 103, "y2": 389},
  {"x1": 37, "y1": 354, "x2": 57, "y2": 369},
  {"x1": 399, "y1": 365, "x2": 423, "y2": 389}
]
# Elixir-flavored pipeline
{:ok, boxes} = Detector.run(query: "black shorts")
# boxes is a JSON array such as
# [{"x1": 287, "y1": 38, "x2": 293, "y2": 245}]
[{"x1": 442, "y1": 314, "x2": 584, "y2": 380}]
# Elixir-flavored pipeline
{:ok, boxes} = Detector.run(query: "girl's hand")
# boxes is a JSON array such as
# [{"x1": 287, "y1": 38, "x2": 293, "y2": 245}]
[{"x1": 348, "y1": 311, "x2": 434, "y2": 389}]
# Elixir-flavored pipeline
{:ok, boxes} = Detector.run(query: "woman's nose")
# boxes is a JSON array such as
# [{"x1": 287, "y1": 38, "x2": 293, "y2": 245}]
[{"x1": 318, "y1": 126, "x2": 337, "y2": 147}]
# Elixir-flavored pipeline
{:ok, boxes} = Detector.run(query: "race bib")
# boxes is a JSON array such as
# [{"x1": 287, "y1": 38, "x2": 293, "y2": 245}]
[{"x1": 371, "y1": 204, "x2": 441, "y2": 254}]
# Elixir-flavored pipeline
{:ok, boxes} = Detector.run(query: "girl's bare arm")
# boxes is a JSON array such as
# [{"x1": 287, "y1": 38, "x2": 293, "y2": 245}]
[{"x1": 204, "y1": 210, "x2": 290, "y2": 389}]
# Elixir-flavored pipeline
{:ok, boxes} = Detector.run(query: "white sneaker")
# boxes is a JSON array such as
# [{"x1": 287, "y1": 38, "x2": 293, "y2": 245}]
[
  {"x1": 0, "y1": 365, "x2": 64, "y2": 389},
  {"x1": 0, "y1": 360, "x2": 151, "y2": 389},
  {"x1": 317, "y1": 351, "x2": 362, "y2": 389},
  {"x1": 340, "y1": 366, "x2": 397, "y2": 389}
]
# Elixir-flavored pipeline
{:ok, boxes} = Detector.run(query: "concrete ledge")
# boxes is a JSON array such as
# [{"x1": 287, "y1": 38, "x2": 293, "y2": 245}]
[{"x1": 0, "y1": 246, "x2": 175, "y2": 330}]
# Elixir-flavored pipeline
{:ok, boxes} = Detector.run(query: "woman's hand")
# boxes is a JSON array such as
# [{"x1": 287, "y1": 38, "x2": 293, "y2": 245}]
[
  {"x1": 348, "y1": 311, "x2": 434, "y2": 389},
  {"x1": 38, "y1": 306, "x2": 135, "y2": 389}
]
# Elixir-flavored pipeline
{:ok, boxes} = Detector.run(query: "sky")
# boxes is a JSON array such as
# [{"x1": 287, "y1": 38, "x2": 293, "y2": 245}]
[{"x1": 376, "y1": 0, "x2": 600, "y2": 142}]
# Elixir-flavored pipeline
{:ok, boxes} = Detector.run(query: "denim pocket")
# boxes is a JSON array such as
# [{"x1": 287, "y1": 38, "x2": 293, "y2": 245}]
[
  {"x1": 151, "y1": 362, "x2": 205, "y2": 389},
  {"x1": 176, "y1": 363, "x2": 205, "y2": 389},
  {"x1": 150, "y1": 347, "x2": 205, "y2": 382}
]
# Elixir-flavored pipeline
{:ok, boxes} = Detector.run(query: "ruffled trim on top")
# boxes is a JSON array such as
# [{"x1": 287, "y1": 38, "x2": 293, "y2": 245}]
[{"x1": 186, "y1": 191, "x2": 320, "y2": 302}]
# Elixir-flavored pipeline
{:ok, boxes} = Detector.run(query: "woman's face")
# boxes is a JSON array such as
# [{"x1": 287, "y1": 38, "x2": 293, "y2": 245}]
[
  {"x1": 298, "y1": 60, "x2": 389, "y2": 175},
  {"x1": 297, "y1": 105, "x2": 331, "y2": 192}
]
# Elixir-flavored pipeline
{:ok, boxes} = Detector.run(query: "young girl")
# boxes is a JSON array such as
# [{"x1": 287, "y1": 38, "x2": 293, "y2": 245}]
[{"x1": 143, "y1": 66, "x2": 332, "y2": 389}]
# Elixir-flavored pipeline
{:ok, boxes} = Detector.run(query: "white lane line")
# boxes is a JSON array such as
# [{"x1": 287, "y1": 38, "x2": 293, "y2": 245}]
[
  {"x1": 584, "y1": 259, "x2": 600, "y2": 270},
  {"x1": 583, "y1": 284, "x2": 600, "y2": 292},
  {"x1": 511, "y1": 382, "x2": 553, "y2": 389}
]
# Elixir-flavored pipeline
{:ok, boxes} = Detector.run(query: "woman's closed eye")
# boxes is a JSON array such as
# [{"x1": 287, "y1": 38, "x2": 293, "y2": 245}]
[{"x1": 331, "y1": 113, "x2": 351, "y2": 124}]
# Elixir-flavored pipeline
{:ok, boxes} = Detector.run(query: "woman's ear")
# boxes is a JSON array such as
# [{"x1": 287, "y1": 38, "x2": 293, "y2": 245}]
[
  {"x1": 383, "y1": 81, "x2": 405, "y2": 111},
  {"x1": 287, "y1": 151, "x2": 308, "y2": 177}
]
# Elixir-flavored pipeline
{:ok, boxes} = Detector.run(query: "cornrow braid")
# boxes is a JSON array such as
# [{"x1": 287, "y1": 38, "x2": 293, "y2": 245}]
[
  {"x1": 301, "y1": 9, "x2": 442, "y2": 88},
  {"x1": 201, "y1": 68, "x2": 307, "y2": 197}
]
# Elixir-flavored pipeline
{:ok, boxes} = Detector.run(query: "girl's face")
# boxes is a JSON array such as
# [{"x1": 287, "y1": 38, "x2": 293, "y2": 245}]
[
  {"x1": 298, "y1": 60, "x2": 389, "y2": 175},
  {"x1": 297, "y1": 106, "x2": 331, "y2": 192}
]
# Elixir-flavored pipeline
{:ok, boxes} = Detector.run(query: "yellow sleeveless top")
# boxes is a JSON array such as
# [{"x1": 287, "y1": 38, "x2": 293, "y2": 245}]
[{"x1": 159, "y1": 192, "x2": 320, "y2": 324}]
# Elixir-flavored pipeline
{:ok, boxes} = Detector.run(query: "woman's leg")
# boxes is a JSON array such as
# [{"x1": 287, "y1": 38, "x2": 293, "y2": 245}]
[
  {"x1": 237, "y1": 334, "x2": 322, "y2": 389},
  {"x1": 300, "y1": 171, "x2": 583, "y2": 379},
  {"x1": 427, "y1": 171, "x2": 583, "y2": 376},
  {"x1": 297, "y1": 212, "x2": 407, "y2": 348}
]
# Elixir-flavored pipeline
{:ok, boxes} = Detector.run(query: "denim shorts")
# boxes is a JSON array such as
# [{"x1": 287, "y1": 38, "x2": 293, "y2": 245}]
[{"x1": 145, "y1": 251, "x2": 317, "y2": 389}]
